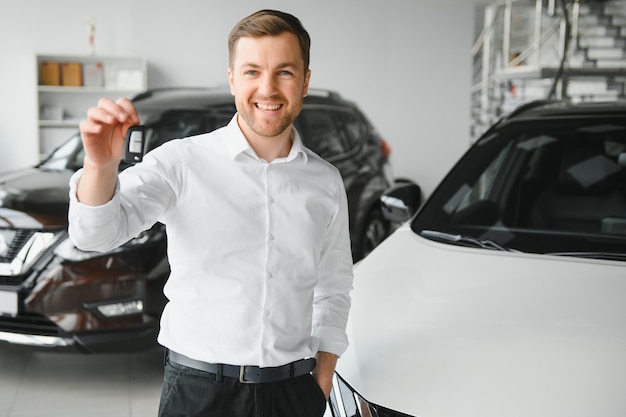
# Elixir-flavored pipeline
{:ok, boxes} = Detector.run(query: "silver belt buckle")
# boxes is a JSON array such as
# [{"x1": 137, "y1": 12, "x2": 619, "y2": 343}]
[{"x1": 239, "y1": 366, "x2": 256, "y2": 384}]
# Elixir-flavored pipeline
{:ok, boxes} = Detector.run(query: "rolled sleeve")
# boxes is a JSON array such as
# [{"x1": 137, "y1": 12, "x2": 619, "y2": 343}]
[
  {"x1": 68, "y1": 149, "x2": 176, "y2": 253},
  {"x1": 67, "y1": 169, "x2": 125, "y2": 252},
  {"x1": 313, "y1": 325, "x2": 350, "y2": 357}
]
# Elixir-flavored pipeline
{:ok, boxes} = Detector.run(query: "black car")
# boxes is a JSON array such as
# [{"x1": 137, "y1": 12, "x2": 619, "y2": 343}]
[{"x1": 0, "y1": 87, "x2": 411, "y2": 352}]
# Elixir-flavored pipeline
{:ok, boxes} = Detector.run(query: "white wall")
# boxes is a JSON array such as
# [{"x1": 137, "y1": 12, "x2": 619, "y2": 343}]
[{"x1": 0, "y1": 0, "x2": 475, "y2": 196}]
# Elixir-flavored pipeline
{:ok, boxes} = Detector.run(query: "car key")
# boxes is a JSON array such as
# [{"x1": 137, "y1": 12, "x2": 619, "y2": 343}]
[{"x1": 123, "y1": 125, "x2": 145, "y2": 163}]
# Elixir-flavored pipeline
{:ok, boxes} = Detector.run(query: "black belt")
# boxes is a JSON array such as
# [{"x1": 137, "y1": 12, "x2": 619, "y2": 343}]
[{"x1": 168, "y1": 350, "x2": 316, "y2": 384}]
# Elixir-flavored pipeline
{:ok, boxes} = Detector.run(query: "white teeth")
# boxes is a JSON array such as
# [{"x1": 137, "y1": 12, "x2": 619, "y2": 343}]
[{"x1": 256, "y1": 103, "x2": 281, "y2": 111}]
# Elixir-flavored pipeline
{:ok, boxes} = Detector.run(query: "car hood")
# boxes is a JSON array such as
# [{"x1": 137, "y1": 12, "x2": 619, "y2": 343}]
[
  {"x1": 0, "y1": 168, "x2": 72, "y2": 227},
  {"x1": 338, "y1": 224, "x2": 626, "y2": 417}
]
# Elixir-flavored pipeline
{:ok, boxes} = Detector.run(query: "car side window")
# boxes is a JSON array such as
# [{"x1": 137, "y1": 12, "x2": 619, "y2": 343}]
[
  {"x1": 298, "y1": 109, "x2": 346, "y2": 159},
  {"x1": 145, "y1": 108, "x2": 235, "y2": 152},
  {"x1": 337, "y1": 109, "x2": 366, "y2": 150},
  {"x1": 39, "y1": 133, "x2": 84, "y2": 171}
]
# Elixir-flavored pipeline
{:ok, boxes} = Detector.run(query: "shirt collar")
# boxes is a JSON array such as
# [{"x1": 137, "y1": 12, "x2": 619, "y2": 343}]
[{"x1": 224, "y1": 114, "x2": 308, "y2": 164}]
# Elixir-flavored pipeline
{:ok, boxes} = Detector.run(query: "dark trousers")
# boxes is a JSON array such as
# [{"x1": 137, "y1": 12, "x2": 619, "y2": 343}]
[{"x1": 158, "y1": 356, "x2": 328, "y2": 417}]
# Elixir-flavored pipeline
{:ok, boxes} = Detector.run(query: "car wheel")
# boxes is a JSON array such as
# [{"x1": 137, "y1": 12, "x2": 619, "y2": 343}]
[{"x1": 356, "y1": 207, "x2": 389, "y2": 261}]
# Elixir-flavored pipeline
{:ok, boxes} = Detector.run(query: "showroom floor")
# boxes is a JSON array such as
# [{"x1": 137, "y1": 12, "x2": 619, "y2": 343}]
[{"x1": 0, "y1": 345, "x2": 164, "y2": 417}]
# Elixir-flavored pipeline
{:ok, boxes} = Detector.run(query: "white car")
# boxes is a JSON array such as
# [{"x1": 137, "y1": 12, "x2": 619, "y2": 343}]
[{"x1": 328, "y1": 100, "x2": 626, "y2": 417}]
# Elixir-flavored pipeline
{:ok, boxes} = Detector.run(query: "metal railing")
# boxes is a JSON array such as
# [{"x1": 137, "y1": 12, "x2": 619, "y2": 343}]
[{"x1": 472, "y1": 0, "x2": 580, "y2": 134}]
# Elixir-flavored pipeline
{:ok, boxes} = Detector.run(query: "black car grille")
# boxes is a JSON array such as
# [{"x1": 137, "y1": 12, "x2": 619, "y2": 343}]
[
  {"x1": 1, "y1": 229, "x2": 60, "y2": 285},
  {"x1": 0, "y1": 229, "x2": 36, "y2": 285},
  {"x1": 0, "y1": 229, "x2": 35, "y2": 263},
  {"x1": 0, "y1": 313, "x2": 63, "y2": 337},
  {"x1": 0, "y1": 230, "x2": 36, "y2": 263},
  {"x1": 0, "y1": 275, "x2": 27, "y2": 286}
]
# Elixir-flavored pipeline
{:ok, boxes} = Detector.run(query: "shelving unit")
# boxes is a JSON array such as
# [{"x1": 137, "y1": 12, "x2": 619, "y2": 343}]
[{"x1": 36, "y1": 54, "x2": 147, "y2": 159}]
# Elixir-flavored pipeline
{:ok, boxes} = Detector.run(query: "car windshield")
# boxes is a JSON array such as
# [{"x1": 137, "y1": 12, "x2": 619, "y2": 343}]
[
  {"x1": 38, "y1": 106, "x2": 236, "y2": 172},
  {"x1": 412, "y1": 116, "x2": 626, "y2": 257}
]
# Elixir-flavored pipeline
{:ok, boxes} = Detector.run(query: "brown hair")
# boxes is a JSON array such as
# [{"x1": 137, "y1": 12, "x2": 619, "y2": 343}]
[{"x1": 228, "y1": 9, "x2": 311, "y2": 72}]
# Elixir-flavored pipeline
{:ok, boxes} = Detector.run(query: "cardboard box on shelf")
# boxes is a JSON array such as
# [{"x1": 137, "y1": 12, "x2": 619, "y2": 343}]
[
  {"x1": 40, "y1": 61, "x2": 61, "y2": 86},
  {"x1": 83, "y1": 62, "x2": 104, "y2": 87},
  {"x1": 62, "y1": 62, "x2": 83, "y2": 86}
]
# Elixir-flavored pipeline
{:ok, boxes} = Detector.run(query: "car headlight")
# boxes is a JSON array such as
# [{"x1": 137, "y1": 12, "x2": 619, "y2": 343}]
[
  {"x1": 91, "y1": 299, "x2": 144, "y2": 318},
  {"x1": 82, "y1": 279, "x2": 145, "y2": 318},
  {"x1": 328, "y1": 373, "x2": 414, "y2": 417}
]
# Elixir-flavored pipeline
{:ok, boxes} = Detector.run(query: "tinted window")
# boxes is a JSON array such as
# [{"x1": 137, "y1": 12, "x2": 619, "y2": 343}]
[
  {"x1": 413, "y1": 117, "x2": 626, "y2": 256},
  {"x1": 297, "y1": 108, "x2": 366, "y2": 160},
  {"x1": 38, "y1": 107, "x2": 237, "y2": 172},
  {"x1": 298, "y1": 109, "x2": 345, "y2": 159},
  {"x1": 337, "y1": 109, "x2": 366, "y2": 150},
  {"x1": 144, "y1": 107, "x2": 235, "y2": 152},
  {"x1": 39, "y1": 134, "x2": 84, "y2": 171}
]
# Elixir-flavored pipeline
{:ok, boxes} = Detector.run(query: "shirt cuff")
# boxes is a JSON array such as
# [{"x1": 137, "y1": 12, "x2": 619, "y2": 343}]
[
  {"x1": 313, "y1": 326, "x2": 349, "y2": 358},
  {"x1": 68, "y1": 169, "x2": 120, "y2": 225}
]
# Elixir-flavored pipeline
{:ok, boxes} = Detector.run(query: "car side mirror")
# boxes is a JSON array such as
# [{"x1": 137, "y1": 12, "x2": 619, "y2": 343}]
[{"x1": 380, "y1": 181, "x2": 422, "y2": 224}]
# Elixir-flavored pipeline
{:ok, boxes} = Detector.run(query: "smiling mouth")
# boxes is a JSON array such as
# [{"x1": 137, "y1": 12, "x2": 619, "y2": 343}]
[{"x1": 255, "y1": 102, "x2": 283, "y2": 111}]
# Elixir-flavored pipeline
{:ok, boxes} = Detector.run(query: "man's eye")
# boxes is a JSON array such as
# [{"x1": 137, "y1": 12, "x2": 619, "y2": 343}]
[
  {"x1": 279, "y1": 71, "x2": 293, "y2": 76},
  {"x1": 245, "y1": 70, "x2": 258, "y2": 76}
]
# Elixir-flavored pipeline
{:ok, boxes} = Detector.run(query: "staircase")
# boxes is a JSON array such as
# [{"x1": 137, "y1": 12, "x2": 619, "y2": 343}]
[{"x1": 472, "y1": 0, "x2": 626, "y2": 140}]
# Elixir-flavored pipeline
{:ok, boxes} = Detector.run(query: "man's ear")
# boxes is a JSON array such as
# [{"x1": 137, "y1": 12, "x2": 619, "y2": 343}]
[
  {"x1": 227, "y1": 68, "x2": 235, "y2": 96},
  {"x1": 303, "y1": 69, "x2": 311, "y2": 97}
]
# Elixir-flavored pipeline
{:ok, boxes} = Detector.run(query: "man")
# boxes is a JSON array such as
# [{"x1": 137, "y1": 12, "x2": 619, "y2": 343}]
[{"x1": 68, "y1": 9, "x2": 354, "y2": 417}]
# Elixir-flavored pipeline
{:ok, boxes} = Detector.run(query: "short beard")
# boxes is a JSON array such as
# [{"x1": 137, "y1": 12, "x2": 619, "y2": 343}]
[{"x1": 239, "y1": 110, "x2": 294, "y2": 139}]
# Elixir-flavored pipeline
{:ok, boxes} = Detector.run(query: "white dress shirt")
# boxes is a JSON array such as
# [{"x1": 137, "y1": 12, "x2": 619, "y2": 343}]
[{"x1": 68, "y1": 115, "x2": 354, "y2": 367}]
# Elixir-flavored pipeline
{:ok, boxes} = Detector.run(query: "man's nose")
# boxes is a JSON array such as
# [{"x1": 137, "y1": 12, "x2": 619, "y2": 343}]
[{"x1": 258, "y1": 74, "x2": 278, "y2": 96}]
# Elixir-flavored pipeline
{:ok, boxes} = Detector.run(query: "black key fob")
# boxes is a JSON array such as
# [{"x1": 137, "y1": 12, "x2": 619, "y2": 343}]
[{"x1": 123, "y1": 125, "x2": 145, "y2": 163}]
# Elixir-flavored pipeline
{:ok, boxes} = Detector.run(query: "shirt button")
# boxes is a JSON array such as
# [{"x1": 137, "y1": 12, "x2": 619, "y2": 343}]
[
  {"x1": 264, "y1": 310, "x2": 270, "y2": 317},
  {"x1": 268, "y1": 234, "x2": 275, "y2": 241},
  {"x1": 267, "y1": 272, "x2": 273, "y2": 279}
]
